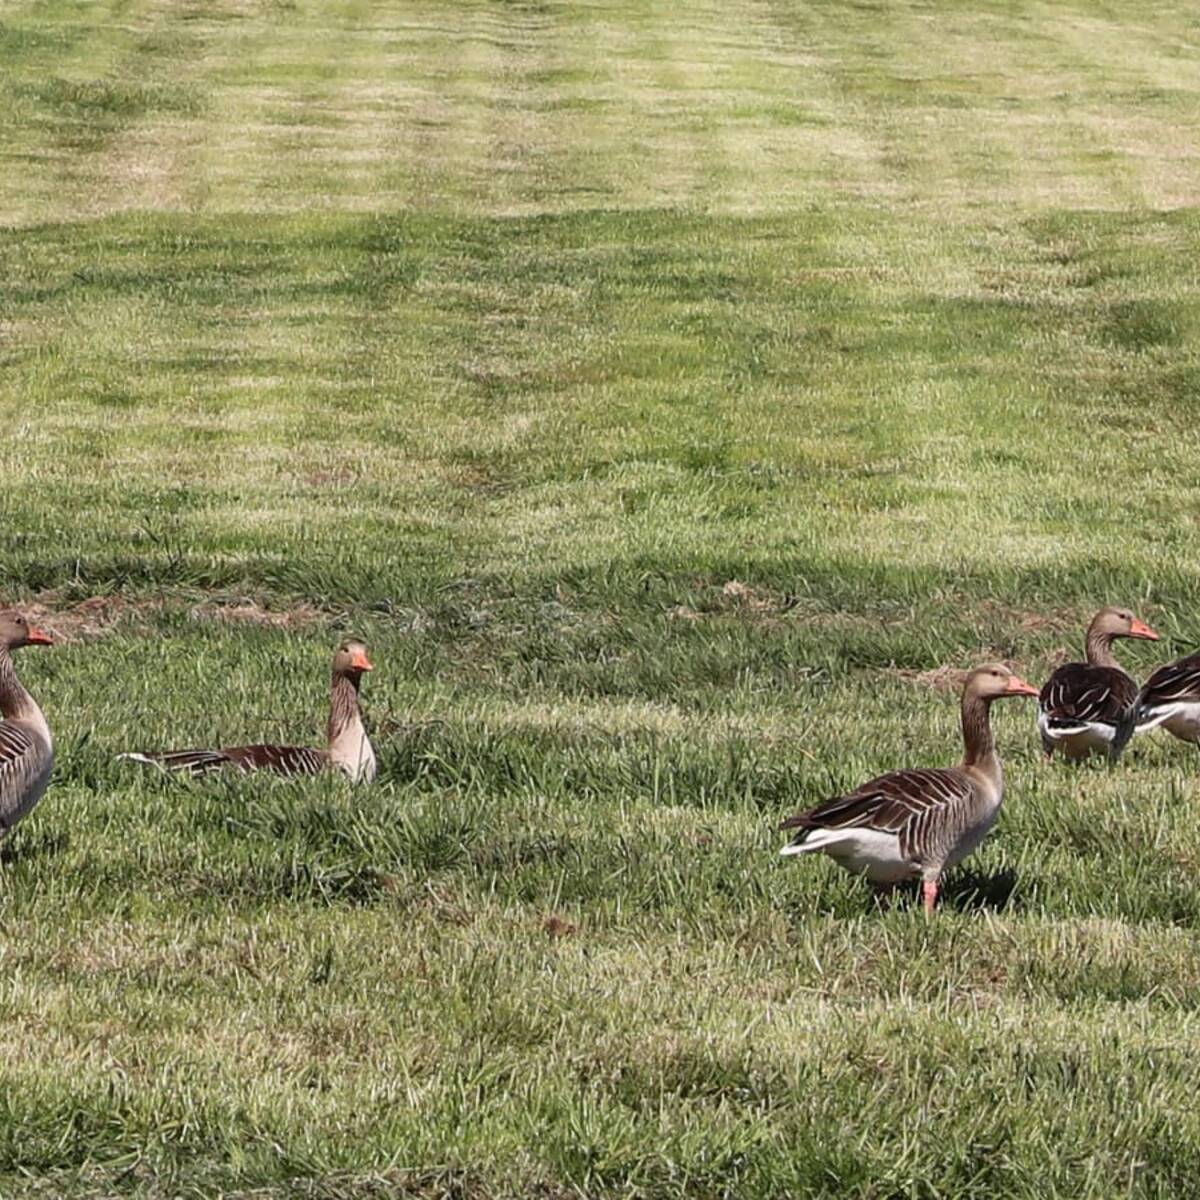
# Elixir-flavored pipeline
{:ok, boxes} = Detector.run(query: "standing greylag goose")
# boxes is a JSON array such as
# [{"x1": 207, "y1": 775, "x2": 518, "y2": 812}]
[
  {"x1": 0, "y1": 613, "x2": 55, "y2": 834},
  {"x1": 120, "y1": 640, "x2": 376, "y2": 782},
  {"x1": 779, "y1": 664, "x2": 1038, "y2": 913},
  {"x1": 1133, "y1": 650, "x2": 1200, "y2": 745},
  {"x1": 1036, "y1": 607, "x2": 1158, "y2": 761}
]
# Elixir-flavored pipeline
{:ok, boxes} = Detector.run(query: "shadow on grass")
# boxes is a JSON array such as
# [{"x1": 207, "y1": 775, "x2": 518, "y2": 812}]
[
  {"x1": 941, "y1": 867, "x2": 1019, "y2": 913},
  {"x1": 0, "y1": 828, "x2": 70, "y2": 865},
  {"x1": 860, "y1": 868, "x2": 1020, "y2": 915}
]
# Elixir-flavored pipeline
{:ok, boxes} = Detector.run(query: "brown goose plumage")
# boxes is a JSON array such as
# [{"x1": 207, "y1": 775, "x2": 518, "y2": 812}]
[
  {"x1": 1036, "y1": 606, "x2": 1158, "y2": 761},
  {"x1": 120, "y1": 640, "x2": 376, "y2": 782},
  {"x1": 0, "y1": 613, "x2": 55, "y2": 834},
  {"x1": 1134, "y1": 652, "x2": 1200, "y2": 744},
  {"x1": 779, "y1": 664, "x2": 1038, "y2": 913}
]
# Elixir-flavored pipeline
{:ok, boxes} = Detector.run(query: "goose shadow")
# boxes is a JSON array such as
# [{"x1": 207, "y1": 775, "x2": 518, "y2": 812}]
[
  {"x1": 868, "y1": 867, "x2": 1019, "y2": 914},
  {"x1": 0, "y1": 829, "x2": 70, "y2": 865},
  {"x1": 940, "y1": 867, "x2": 1019, "y2": 913}
]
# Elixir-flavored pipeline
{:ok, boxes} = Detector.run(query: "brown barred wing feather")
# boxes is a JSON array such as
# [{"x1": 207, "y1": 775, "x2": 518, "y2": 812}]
[
  {"x1": 1040, "y1": 663, "x2": 1140, "y2": 757},
  {"x1": 128, "y1": 749, "x2": 236, "y2": 776},
  {"x1": 781, "y1": 767, "x2": 974, "y2": 862},
  {"x1": 222, "y1": 744, "x2": 330, "y2": 776},
  {"x1": 0, "y1": 721, "x2": 46, "y2": 827},
  {"x1": 0, "y1": 721, "x2": 34, "y2": 780},
  {"x1": 1040, "y1": 664, "x2": 1137, "y2": 727},
  {"x1": 121, "y1": 744, "x2": 330, "y2": 778},
  {"x1": 1136, "y1": 654, "x2": 1200, "y2": 728}
]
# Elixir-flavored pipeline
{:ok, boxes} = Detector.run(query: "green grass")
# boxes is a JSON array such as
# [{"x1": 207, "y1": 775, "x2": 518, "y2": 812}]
[{"x1": 3, "y1": 0, "x2": 1200, "y2": 1194}]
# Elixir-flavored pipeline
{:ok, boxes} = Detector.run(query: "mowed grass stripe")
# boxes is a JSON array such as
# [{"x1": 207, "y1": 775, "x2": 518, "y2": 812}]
[
  {"x1": 1, "y1": 208, "x2": 1199, "y2": 604},
  {"x1": 5, "y1": 0, "x2": 1200, "y2": 222}
]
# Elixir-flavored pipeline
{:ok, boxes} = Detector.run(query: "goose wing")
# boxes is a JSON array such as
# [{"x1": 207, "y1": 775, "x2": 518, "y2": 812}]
[
  {"x1": 1040, "y1": 662, "x2": 1140, "y2": 756},
  {"x1": 1039, "y1": 663, "x2": 1137, "y2": 727},
  {"x1": 0, "y1": 720, "x2": 50, "y2": 828},
  {"x1": 121, "y1": 744, "x2": 329, "y2": 777},
  {"x1": 781, "y1": 767, "x2": 974, "y2": 863},
  {"x1": 223, "y1": 744, "x2": 329, "y2": 776},
  {"x1": 1136, "y1": 654, "x2": 1200, "y2": 727}
]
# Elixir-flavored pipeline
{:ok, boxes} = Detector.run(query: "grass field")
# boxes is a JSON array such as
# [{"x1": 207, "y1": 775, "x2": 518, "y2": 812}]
[{"x1": 4, "y1": 0, "x2": 1200, "y2": 1195}]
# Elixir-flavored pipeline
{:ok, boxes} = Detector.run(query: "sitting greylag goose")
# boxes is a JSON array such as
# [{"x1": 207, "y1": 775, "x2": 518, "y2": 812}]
[
  {"x1": 1133, "y1": 650, "x2": 1200, "y2": 745},
  {"x1": 0, "y1": 613, "x2": 55, "y2": 834},
  {"x1": 1036, "y1": 606, "x2": 1158, "y2": 761},
  {"x1": 779, "y1": 664, "x2": 1037, "y2": 913},
  {"x1": 121, "y1": 640, "x2": 376, "y2": 782}
]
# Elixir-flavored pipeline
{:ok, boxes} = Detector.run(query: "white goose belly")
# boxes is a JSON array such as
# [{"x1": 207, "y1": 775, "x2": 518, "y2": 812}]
[
  {"x1": 1038, "y1": 710, "x2": 1116, "y2": 759},
  {"x1": 1046, "y1": 726, "x2": 1115, "y2": 759},
  {"x1": 1161, "y1": 704, "x2": 1200, "y2": 743},
  {"x1": 781, "y1": 827, "x2": 916, "y2": 884}
]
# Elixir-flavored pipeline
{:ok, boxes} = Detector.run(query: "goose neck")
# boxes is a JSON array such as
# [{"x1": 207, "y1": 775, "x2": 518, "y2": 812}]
[
  {"x1": 960, "y1": 690, "x2": 998, "y2": 779},
  {"x1": 0, "y1": 649, "x2": 35, "y2": 722},
  {"x1": 1085, "y1": 626, "x2": 1119, "y2": 669},
  {"x1": 327, "y1": 672, "x2": 362, "y2": 744}
]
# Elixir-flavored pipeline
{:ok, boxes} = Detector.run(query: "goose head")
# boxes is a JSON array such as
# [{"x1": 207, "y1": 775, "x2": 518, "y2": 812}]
[
  {"x1": 965, "y1": 663, "x2": 1038, "y2": 702},
  {"x1": 332, "y1": 639, "x2": 373, "y2": 679},
  {"x1": 1089, "y1": 606, "x2": 1158, "y2": 642},
  {"x1": 0, "y1": 613, "x2": 53, "y2": 652}
]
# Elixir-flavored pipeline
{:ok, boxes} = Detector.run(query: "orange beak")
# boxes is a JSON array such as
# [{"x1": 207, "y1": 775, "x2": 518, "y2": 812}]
[
  {"x1": 1130, "y1": 618, "x2": 1159, "y2": 641},
  {"x1": 25, "y1": 627, "x2": 53, "y2": 646},
  {"x1": 350, "y1": 651, "x2": 373, "y2": 672},
  {"x1": 1005, "y1": 675, "x2": 1039, "y2": 697}
]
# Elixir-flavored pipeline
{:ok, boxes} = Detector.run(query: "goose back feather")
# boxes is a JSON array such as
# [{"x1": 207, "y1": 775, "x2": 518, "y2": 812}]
[
  {"x1": 1037, "y1": 663, "x2": 1139, "y2": 759},
  {"x1": 1135, "y1": 653, "x2": 1200, "y2": 743}
]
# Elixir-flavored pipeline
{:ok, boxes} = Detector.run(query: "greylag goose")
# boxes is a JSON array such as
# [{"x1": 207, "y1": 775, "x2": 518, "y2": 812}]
[
  {"x1": 1036, "y1": 606, "x2": 1158, "y2": 761},
  {"x1": 1133, "y1": 650, "x2": 1200, "y2": 745},
  {"x1": 121, "y1": 640, "x2": 376, "y2": 782},
  {"x1": 779, "y1": 664, "x2": 1037, "y2": 913},
  {"x1": 0, "y1": 613, "x2": 54, "y2": 834}
]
